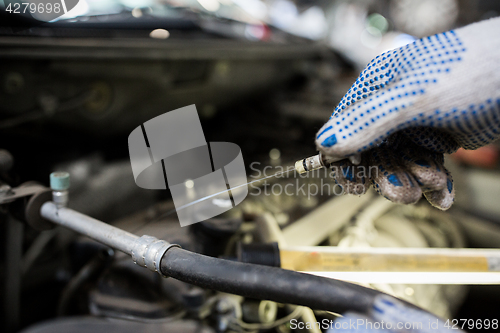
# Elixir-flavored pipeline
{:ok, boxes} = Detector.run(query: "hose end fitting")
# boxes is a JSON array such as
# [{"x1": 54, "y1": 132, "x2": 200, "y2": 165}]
[{"x1": 131, "y1": 235, "x2": 181, "y2": 277}]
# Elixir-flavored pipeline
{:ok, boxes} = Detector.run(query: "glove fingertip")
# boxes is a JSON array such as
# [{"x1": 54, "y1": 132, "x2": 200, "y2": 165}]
[
  {"x1": 423, "y1": 174, "x2": 455, "y2": 210},
  {"x1": 407, "y1": 157, "x2": 448, "y2": 191},
  {"x1": 373, "y1": 172, "x2": 423, "y2": 205}
]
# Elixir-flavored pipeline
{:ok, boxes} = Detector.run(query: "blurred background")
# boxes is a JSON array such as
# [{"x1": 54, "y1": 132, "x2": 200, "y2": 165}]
[{"x1": 1, "y1": 1, "x2": 500, "y2": 332}]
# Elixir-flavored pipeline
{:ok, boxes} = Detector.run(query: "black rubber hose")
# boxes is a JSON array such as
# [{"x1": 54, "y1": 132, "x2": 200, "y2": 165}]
[{"x1": 161, "y1": 248, "x2": 383, "y2": 314}]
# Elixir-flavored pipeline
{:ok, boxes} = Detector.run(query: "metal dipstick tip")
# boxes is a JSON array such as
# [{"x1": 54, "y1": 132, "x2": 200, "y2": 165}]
[
  {"x1": 50, "y1": 172, "x2": 70, "y2": 208},
  {"x1": 294, "y1": 154, "x2": 326, "y2": 174},
  {"x1": 294, "y1": 153, "x2": 348, "y2": 174}
]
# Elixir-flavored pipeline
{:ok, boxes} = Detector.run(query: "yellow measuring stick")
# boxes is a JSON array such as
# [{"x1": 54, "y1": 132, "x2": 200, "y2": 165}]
[{"x1": 280, "y1": 247, "x2": 500, "y2": 284}]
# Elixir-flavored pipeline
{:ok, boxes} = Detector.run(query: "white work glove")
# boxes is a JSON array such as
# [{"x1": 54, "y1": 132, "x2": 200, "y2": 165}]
[
  {"x1": 330, "y1": 295, "x2": 461, "y2": 333},
  {"x1": 316, "y1": 17, "x2": 500, "y2": 210}
]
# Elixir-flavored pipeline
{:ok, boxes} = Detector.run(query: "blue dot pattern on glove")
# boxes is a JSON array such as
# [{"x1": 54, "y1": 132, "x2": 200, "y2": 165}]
[
  {"x1": 318, "y1": 27, "x2": 500, "y2": 155},
  {"x1": 333, "y1": 31, "x2": 465, "y2": 118},
  {"x1": 402, "y1": 127, "x2": 459, "y2": 154}
]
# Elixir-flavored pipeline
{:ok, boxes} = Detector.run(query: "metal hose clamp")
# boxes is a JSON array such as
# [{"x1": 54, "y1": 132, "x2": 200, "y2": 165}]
[{"x1": 131, "y1": 235, "x2": 181, "y2": 277}]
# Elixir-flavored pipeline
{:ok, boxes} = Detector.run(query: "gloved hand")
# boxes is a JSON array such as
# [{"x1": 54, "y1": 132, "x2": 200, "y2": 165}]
[
  {"x1": 332, "y1": 295, "x2": 460, "y2": 333},
  {"x1": 316, "y1": 17, "x2": 500, "y2": 210}
]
